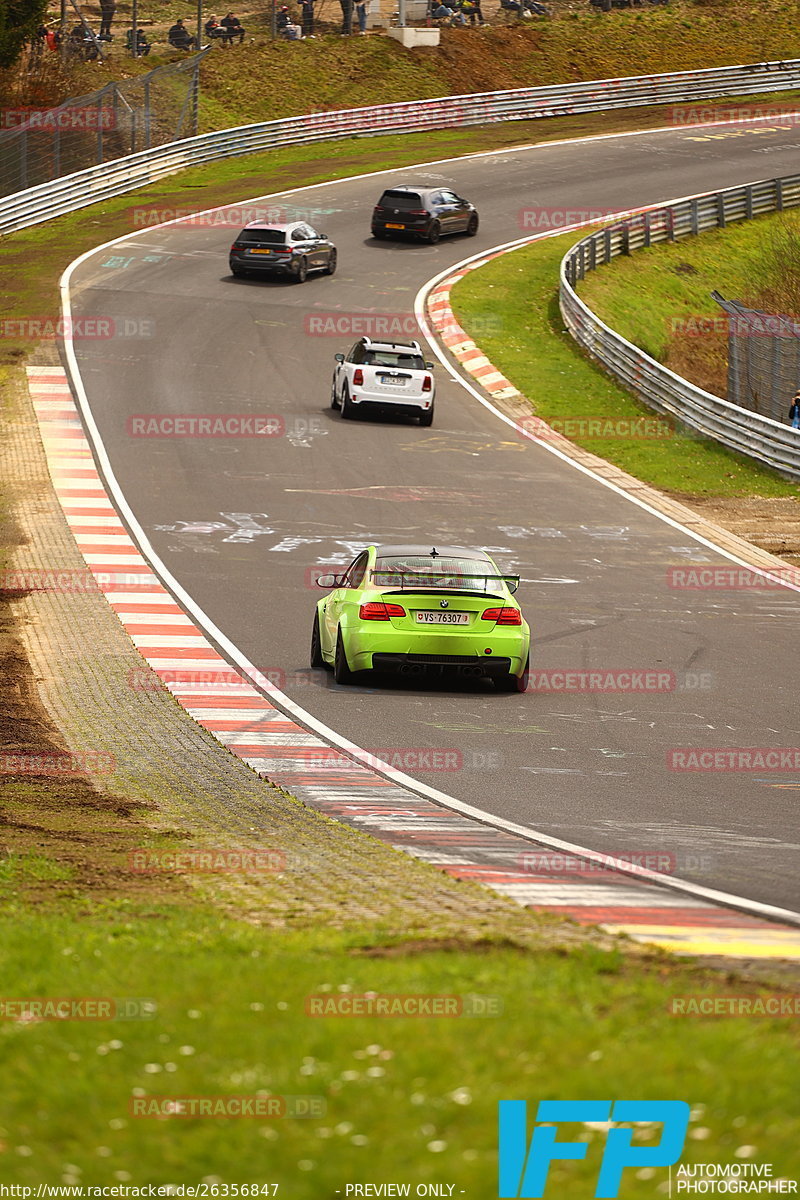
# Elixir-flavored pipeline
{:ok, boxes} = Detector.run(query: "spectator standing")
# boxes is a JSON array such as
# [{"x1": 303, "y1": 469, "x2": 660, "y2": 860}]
[
  {"x1": 340, "y1": 0, "x2": 353, "y2": 33},
  {"x1": 299, "y1": 0, "x2": 315, "y2": 35},
  {"x1": 355, "y1": 0, "x2": 367, "y2": 31},
  {"x1": 221, "y1": 11, "x2": 246, "y2": 40},
  {"x1": 789, "y1": 391, "x2": 800, "y2": 429},
  {"x1": 98, "y1": 0, "x2": 115, "y2": 37}
]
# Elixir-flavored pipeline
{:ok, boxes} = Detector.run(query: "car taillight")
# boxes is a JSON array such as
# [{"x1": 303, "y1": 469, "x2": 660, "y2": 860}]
[
  {"x1": 353, "y1": 368, "x2": 364, "y2": 386},
  {"x1": 408, "y1": 209, "x2": 427, "y2": 215},
  {"x1": 422, "y1": 375, "x2": 432, "y2": 392},
  {"x1": 231, "y1": 243, "x2": 240, "y2": 250},
  {"x1": 482, "y1": 607, "x2": 522, "y2": 626},
  {"x1": 359, "y1": 602, "x2": 406, "y2": 620}
]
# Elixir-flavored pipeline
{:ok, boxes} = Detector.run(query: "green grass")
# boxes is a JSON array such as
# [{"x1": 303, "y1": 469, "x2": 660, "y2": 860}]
[
  {"x1": 1, "y1": 907, "x2": 799, "y2": 1190},
  {"x1": 450, "y1": 232, "x2": 800, "y2": 498},
  {"x1": 0, "y1": 853, "x2": 75, "y2": 883},
  {"x1": 577, "y1": 207, "x2": 800, "y2": 372}
]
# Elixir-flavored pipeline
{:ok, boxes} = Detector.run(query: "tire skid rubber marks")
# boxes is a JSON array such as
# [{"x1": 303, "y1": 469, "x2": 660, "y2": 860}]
[{"x1": 26, "y1": 364, "x2": 800, "y2": 959}]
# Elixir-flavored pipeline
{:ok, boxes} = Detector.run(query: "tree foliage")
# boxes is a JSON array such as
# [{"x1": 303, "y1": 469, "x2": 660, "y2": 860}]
[{"x1": 0, "y1": 0, "x2": 49, "y2": 69}]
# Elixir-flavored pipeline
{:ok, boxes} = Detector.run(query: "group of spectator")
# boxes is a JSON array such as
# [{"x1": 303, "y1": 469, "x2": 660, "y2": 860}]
[
  {"x1": 431, "y1": 0, "x2": 485, "y2": 24},
  {"x1": 167, "y1": 12, "x2": 245, "y2": 49},
  {"x1": 277, "y1": 0, "x2": 370, "y2": 38}
]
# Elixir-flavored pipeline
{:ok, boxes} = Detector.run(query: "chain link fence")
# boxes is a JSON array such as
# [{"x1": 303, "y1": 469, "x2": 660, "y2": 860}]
[
  {"x1": 712, "y1": 292, "x2": 800, "y2": 423},
  {"x1": 0, "y1": 50, "x2": 208, "y2": 198}
]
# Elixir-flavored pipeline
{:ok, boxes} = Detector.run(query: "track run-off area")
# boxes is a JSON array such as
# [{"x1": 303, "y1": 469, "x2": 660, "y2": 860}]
[{"x1": 53, "y1": 116, "x2": 800, "y2": 949}]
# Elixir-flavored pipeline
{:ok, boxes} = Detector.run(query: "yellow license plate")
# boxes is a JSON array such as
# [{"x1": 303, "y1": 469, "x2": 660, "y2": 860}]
[
  {"x1": 250, "y1": 248, "x2": 271, "y2": 254},
  {"x1": 386, "y1": 223, "x2": 405, "y2": 229}
]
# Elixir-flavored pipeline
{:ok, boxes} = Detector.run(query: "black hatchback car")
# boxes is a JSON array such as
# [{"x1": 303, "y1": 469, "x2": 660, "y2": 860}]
[
  {"x1": 229, "y1": 221, "x2": 337, "y2": 283},
  {"x1": 371, "y1": 186, "x2": 479, "y2": 244}
]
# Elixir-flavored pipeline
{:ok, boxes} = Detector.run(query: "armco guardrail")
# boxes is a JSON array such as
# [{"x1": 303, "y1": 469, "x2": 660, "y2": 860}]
[
  {"x1": 560, "y1": 174, "x2": 800, "y2": 481},
  {"x1": 3, "y1": 59, "x2": 800, "y2": 235}
]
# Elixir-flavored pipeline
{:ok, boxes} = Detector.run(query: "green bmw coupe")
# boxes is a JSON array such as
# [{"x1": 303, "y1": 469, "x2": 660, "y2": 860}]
[{"x1": 310, "y1": 544, "x2": 530, "y2": 692}]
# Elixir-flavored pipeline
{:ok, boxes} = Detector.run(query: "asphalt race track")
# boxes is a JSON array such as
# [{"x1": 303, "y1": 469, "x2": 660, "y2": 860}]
[{"x1": 65, "y1": 119, "x2": 800, "y2": 913}]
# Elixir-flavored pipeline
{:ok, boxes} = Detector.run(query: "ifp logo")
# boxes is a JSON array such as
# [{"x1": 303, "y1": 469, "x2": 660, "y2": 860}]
[{"x1": 499, "y1": 1100, "x2": 690, "y2": 1198}]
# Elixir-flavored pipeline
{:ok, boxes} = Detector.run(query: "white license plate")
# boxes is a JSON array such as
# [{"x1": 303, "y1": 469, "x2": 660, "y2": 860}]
[
  {"x1": 378, "y1": 375, "x2": 408, "y2": 387},
  {"x1": 415, "y1": 611, "x2": 469, "y2": 625}
]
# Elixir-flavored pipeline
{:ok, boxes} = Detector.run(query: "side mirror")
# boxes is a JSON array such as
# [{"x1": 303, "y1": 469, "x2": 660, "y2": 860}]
[
  {"x1": 425, "y1": 362, "x2": 434, "y2": 370},
  {"x1": 334, "y1": 353, "x2": 345, "y2": 363},
  {"x1": 316, "y1": 573, "x2": 343, "y2": 588}
]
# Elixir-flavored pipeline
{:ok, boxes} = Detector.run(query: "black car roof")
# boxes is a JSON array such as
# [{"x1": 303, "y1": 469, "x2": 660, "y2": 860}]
[
  {"x1": 379, "y1": 186, "x2": 438, "y2": 197},
  {"x1": 374, "y1": 545, "x2": 491, "y2": 560}
]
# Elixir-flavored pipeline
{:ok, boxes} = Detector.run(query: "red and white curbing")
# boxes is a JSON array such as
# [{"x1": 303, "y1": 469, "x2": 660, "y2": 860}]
[{"x1": 26, "y1": 364, "x2": 800, "y2": 960}]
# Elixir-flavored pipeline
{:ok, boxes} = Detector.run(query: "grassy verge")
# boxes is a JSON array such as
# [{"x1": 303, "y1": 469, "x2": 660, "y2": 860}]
[
  {"x1": 578, "y1": 208, "x2": 800, "y2": 398},
  {"x1": 2, "y1": 896, "x2": 800, "y2": 1188},
  {"x1": 450, "y1": 231, "x2": 800, "y2": 499}
]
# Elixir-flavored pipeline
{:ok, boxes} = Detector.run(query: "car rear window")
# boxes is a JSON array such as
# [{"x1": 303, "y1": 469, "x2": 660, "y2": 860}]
[
  {"x1": 373, "y1": 555, "x2": 498, "y2": 592},
  {"x1": 377, "y1": 191, "x2": 424, "y2": 210},
  {"x1": 237, "y1": 228, "x2": 286, "y2": 245},
  {"x1": 364, "y1": 350, "x2": 424, "y2": 370}
]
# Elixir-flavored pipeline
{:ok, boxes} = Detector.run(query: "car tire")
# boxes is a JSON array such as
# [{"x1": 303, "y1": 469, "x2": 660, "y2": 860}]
[
  {"x1": 330, "y1": 378, "x2": 340, "y2": 409},
  {"x1": 428, "y1": 221, "x2": 441, "y2": 245},
  {"x1": 418, "y1": 404, "x2": 434, "y2": 427},
  {"x1": 292, "y1": 256, "x2": 308, "y2": 283},
  {"x1": 466, "y1": 214, "x2": 479, "y2": 236},
  {"x1": 326, "y1": 249, "x2": 337, "y2": 275},
  {"x1": 372, "y1": 229, "x2": 388, "y2": 239},
  {"x1": 231, "y1": 267, "x2": 245, "y2": 277},
  {"x1": 495, "y1": 655, "x2": 530, "y2": 693},
  {"x1": 311, "y1": 611, "x2": 326, "y2": 668},
  {"x1": 340, "y1": 387, "x2": 355, "y2": 420},
  {"x1": 334, "y1": 630, "x2": 355, "y2": 684}
]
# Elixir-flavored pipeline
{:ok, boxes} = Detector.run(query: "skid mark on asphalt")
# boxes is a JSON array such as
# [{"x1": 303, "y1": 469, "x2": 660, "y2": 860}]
[{"x1": 27, "y1": 363, "x2": 800, "y2": 961}]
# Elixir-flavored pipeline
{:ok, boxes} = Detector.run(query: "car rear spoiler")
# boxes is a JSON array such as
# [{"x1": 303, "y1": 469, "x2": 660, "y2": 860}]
[{"x1": 371, "y1": 571, "x2": 520, "y2": 594}]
